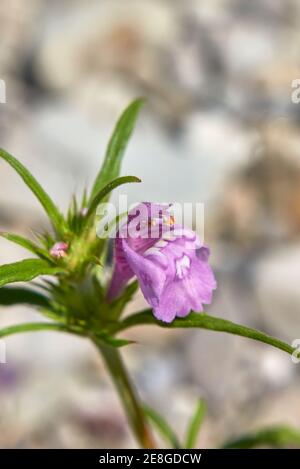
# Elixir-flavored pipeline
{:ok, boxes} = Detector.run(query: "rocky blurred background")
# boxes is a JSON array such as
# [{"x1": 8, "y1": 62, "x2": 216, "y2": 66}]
[{"x1": 1, "y1": 0, "x2": 300, "y2": 448}]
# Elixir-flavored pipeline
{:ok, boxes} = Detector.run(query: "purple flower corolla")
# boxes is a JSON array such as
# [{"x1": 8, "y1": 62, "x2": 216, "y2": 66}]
[{"x1": 107, "y1": 203, "x2": 216, "y2": 323}]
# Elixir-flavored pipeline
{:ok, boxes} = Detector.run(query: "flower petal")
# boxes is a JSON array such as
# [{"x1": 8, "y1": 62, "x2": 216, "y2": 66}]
[
  {"x1": 107, "y1": 202, "x2": 172, "y2": 300},
  {"x1": 121, "y1": 238, "x2": 166, "y2": 308},
  {"x1": 107, "y1": 202, "x2": 217, "y2": 323},
  {"x1": 153, "y1": 250, "x2": 216, "y2": 322}
]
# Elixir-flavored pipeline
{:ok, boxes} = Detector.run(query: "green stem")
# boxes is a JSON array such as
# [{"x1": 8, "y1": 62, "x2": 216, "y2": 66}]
[{"x1": 95, "y1": 342, "x2": 155, "y2": 448}]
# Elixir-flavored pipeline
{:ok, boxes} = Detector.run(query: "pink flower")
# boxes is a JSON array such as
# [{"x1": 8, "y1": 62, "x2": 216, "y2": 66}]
[
  {"x1": 50, "y1": 242, "x2": 69, "y2": 259},
  {"x1": 107, "y1": 203, "x2": 216, "y2": 323}
]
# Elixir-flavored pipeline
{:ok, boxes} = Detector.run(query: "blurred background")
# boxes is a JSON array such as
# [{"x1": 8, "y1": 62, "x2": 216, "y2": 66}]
[{"x1": 1, "y1": 0, "x2": 300, "y2": 448}]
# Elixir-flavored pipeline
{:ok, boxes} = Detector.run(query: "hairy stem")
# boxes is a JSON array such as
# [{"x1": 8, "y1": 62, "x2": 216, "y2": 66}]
[{"x1": 96, "y1": 342, "x2": 155, "y2": 448}]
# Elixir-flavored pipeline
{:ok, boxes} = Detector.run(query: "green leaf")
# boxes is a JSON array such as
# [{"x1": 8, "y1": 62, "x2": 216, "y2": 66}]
[
  {"x1": 0, "y1": 232, "x2": 51, "y2": 260},
  {"x1": 0, "y1": 320, "x2": 131, "y2": 346},
  {"x1": 117, "y1": 311, "x2": 294, "y2": 356},
  {"x1": 185, "y1": 399, "x2": 206, "y2": 449},
  {"x1": 87, "y1": 176, "x2": 141, "y2": 222},
  {"x1": 222, "y1": 425, "x2": 300, "y2": 449},
  {"x1": 96, "y1": 335, "x2": 134, "y2": 348},
  {"x1": 119, "y1": 280, "x2": 139, "y2": 303},
  {"x1": 0, "y1": 322, "x2": 73, "y2": 339},
  {"x1": 0, "y1": 286, "x2": 50, "y2": 308},
  {"x1": 0, "y1": 259, "x2": 65, "y2": 287},
  {"x1": 0, "y1": 148, "x2": 66, "y2": 234},
  {"x1": 90, "y1": 98, "x2": 144, "y2": 202},
  {"x1": 144, "y1": 405, "x2": 181, "y2": 449}
]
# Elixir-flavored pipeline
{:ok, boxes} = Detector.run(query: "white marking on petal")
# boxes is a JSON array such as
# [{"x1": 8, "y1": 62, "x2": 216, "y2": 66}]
[
  {"x1": 155, "y1": 240, "x2": 168, "y2": 248},
  {"x1": 144, "y1": 247, "x2": 160, "y2": 256},
  {"x1": 144, "y1": 239, "x2": 168, "y2": 256},
  {"x1": 176, "y1": 255, "x2": 191, "y2": 279}
]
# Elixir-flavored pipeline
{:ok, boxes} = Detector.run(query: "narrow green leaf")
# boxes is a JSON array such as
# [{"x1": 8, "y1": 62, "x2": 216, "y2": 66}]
[
  {"x1": 96, "y1": 335, "x2": 134, "y2": 348},
  {"x1": 0, "y1": 286, "x2": 50, "y2": 308},
  {"x1": 0, "y1": 322, "x2": 73, "y2": 339},
  {"x1": 144, "y1": 405, "x2": 181, "y2": 449},
  {"x1": 90, "y1": 98, "x2": 144, "y2": 202},
  {"x1": 0, "y1": 232, "x2": 50, "y2": 260},
  {"x1": 0, "y1": 148, "x2": 66, "y2": 234},
  {"x1": 0, "y1": 259, "x2": 65, "y2": 287},
  {"x1": 81, "y1": 187, "x2": 88, "y2": 209},
  {"x1": 185, "y1": 399, "x2": 206, "y2": 449},
  {"x1": 117, "y1": 311, "x2": 294, "y2": 357},
  {"x1": 222, "y1": 425, "x2": 300, "y2": 449},
  {"x1": 86, "y1": 175, "x2": 141, "y2": 222},
  {"x1": 118, "y1": 280, "x2": 139, "y2": 304}
]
